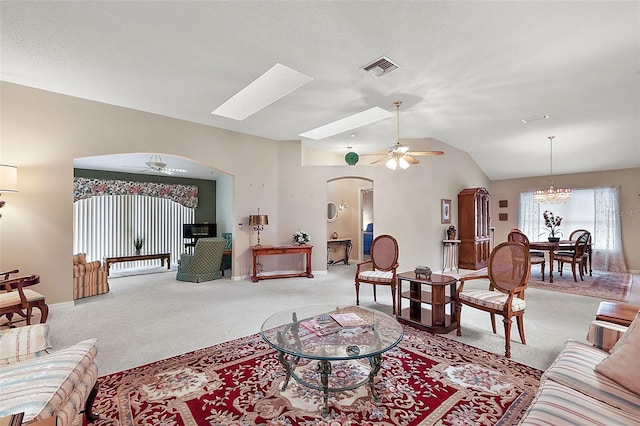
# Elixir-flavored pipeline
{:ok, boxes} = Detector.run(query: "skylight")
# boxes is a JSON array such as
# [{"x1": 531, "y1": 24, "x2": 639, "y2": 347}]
[
  {"x1": 212, "y1": 63, "x2": 313, "y2": 120},
  {"x1": 299, "y1": 107, "x2": 394, "y2": 140}
]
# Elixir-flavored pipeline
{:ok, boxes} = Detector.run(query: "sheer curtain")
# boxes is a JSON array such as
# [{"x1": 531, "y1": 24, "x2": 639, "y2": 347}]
[
  {"x1": 593, "y1": 187, "x2": 627, "y2": 272},
  {"x1": 518, "y1": 192, "x2": 540, "y2": 239}
]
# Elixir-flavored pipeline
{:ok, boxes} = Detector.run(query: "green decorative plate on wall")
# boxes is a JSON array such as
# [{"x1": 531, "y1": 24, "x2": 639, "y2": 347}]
[{"x1": 344, "y1": 151, "x2": 359, "y2": 165}]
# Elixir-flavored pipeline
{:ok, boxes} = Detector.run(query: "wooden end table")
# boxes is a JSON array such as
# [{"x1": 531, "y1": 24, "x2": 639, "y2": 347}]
[
  {"x1": 595, "y1": 301, "x2": 640, "y2": 327},
  {"x1": 396, "y1": 272, "x2": 458, "y2": 333}
]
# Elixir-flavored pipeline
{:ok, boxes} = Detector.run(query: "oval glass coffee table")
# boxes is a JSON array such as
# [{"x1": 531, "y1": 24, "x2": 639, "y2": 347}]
[{"x1": 260, "y1": 304, "x2": 403, "y2": 416}]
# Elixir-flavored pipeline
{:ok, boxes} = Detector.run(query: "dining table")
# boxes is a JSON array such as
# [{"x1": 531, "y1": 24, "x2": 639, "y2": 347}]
[{"x1": 528, "y1": 240, "x2": 592, "y2": 283}]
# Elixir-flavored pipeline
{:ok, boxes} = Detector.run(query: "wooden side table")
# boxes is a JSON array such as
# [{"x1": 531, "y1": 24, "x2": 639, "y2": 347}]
[
  {"x1": 595, "y1": 301, "x2": 639, "y2": 326},
  {"x1": 396, "y1": 272, "x2": 458, "y2": 333}
]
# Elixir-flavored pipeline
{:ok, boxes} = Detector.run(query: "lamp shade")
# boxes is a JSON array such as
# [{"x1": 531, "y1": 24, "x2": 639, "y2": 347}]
[
  {"x1": 249, "y1": 215, "x2": 269, "y2": 226},
  {"x1": 0, "y1": 164, "x2": 18, "y2": 192}
]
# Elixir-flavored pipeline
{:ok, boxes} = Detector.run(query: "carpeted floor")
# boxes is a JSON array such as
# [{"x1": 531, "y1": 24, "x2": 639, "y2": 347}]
[
  {"x1": 82, "y1": 325, "x2": 541, "y2": 425},
  {"x1": 526, "y1": 269, "x2": 632, "y2": 302}
]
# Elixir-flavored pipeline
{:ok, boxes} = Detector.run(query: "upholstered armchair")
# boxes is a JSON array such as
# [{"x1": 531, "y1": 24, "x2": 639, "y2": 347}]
[
  {"x1": 73, "y1": 253, "x2": 109, "y2": 300},
  {"x1": 176, "y1": 237, "x2": 226, "y2": 283}
]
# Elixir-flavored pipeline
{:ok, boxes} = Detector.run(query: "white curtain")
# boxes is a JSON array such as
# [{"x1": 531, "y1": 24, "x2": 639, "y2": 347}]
[
  {"x1": 592, "y1": 187, "x2": 627, "y2": 272},
  {"x1": 518, "y1": 192, "x2": 540, "y2": 240}
]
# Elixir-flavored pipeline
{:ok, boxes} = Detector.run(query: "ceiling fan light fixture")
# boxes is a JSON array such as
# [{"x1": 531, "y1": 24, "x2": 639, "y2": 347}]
[
  {"x1": 398, "y1": 157, "x2": 410, "y2": 170},
  {"x1": 385, "y1": 158, "x2": 398, "y2": 170}
]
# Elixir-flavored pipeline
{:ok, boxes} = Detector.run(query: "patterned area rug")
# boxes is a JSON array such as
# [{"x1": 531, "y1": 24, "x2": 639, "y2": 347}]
[
  {"x1": 464, "y1": 268, "x2": 632, "y2": 302},
  {"x1": 82, "y1": 326, "x2": 541, "y2": 425},
  {"x1": 527, "y1": 269, "x2": 632, "y2": 302}
]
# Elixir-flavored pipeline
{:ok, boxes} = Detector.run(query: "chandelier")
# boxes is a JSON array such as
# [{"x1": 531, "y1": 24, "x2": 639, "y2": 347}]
[{"x1": 533, "y1": 136, "x2": 572, "y2": 203}]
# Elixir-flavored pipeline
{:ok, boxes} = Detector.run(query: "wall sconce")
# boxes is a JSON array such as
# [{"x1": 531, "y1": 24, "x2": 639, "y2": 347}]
[
  {"x1": 249, "y1": 209, "x2": 269, "y2": 246},
  {"x1": 0, "y1": 164, "x2": 18, "y2": 218},
  {"x1": 338, "y1": 201, "x2": 349, "y2": 211}
]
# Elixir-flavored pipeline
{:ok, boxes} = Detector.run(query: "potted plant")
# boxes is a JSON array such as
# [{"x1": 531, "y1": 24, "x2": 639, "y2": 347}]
[
  {"x1": 541, "y1": 211, "x2": 563, "y2": 242},
  {"x1": 133, "y1": 236, "x2": 144, "y2": 254}
]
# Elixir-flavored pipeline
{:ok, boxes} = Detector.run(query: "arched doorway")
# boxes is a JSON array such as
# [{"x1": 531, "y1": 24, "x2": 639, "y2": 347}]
[{"x1": 326, "y1": 177, "x2": 373, "y2": 267}]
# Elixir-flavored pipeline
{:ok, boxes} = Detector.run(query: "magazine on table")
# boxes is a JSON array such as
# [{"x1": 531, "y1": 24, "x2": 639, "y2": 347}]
[{"x1": 330, "y1": 312, "x2": 368, "y2": 327}]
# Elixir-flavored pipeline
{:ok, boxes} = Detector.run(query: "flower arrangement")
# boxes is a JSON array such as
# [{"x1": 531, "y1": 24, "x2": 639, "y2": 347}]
[
  {"x1": 542, "y1": 210, "x2": 563, "y2": 238},
  {"x1": 292, "y1": 229, "x2": 310, "y2": 244}
]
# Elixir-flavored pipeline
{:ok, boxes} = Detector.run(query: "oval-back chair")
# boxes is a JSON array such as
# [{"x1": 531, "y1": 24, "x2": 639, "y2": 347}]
[
  {"x1": 507, "y1": 228, "x2": 546, "y2": 280},
  {"x1": 354, "y1": 234, "x2": 399, "y2": 314},
  {"x1": 456, "y1": 241, "x2": 531, "y2": 358},
  {"x1": 555, "y1": 231, "x2": 591, "y2": 282}
]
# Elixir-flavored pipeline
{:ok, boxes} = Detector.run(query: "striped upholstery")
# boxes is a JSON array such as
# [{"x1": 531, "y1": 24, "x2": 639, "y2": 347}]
[
  {"x1": 0, "y1": 288, "x2": 46, "y2": 307},
  {"x1": 73, "y1": 253, "x2": 109, "y2": 299},
  {"x1": 459, "y1": 289, "x2": 526, "y2": 311},
  {"x1": 587, "y1": 320, "x2": 629, "y2": 352},
  {"x1": 0, "y1": 323, "x2": 51, "y2": 365},
  {"x1": 543, "y1": 340, "x2": 640, "y2": 416},
  {"x1": 0, "y1": 338, "x2": 98, "y2": 425},
  {"x1": 176, "y1": 237, "x2": 226, "y2": 282},
  {"x1": 357, "y1": 270, "x2": 393, "y2": 283},
  {"x1": 520, "y1": 380, "x2": 640, "y2": 426}
]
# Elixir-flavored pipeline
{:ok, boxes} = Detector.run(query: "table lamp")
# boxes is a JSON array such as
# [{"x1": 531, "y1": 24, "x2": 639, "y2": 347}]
[{"x1": 249, "y1": 209, "x2": 269, "y2": 246}]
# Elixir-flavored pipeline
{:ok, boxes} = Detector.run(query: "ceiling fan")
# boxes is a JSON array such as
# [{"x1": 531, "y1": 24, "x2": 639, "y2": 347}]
[
  {"x1": 363, "y1": 101, "x2": 444, "y2": 170},
  {"x1": 124, "y1": 154, "x2": 188, "y2": 175}
]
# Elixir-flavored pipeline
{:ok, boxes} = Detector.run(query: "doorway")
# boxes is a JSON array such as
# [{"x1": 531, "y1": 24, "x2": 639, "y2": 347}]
[{"x1": 326, "y1": 177, "x2": 373, "y2": 266}]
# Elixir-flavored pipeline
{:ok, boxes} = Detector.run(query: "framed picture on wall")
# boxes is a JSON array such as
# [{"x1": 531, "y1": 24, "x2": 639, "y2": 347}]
[{"x1": 441, "y1": 199, "x2": 451, "y2": 224}]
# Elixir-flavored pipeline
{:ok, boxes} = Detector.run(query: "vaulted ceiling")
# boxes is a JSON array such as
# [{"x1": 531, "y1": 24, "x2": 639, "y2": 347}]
[{"x1": 2, "y1": 1, "x2": 638, "y2": 180}]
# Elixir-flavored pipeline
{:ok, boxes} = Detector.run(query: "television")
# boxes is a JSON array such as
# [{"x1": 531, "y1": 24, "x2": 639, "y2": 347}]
[{"x1": 183, "y1": 223, "x2": 217, "y2": 239}]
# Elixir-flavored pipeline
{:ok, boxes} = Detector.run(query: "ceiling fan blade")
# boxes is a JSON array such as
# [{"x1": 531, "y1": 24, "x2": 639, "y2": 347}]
[
  {"x1": 407, "y1": 150, "x2": 445, "y2": 156},
  {"x1": 371, "y1": 156, "x2": 389, "y2": 165},
  {"x1": 404, "y1": 155, "x2": 420, "y2": 165}
]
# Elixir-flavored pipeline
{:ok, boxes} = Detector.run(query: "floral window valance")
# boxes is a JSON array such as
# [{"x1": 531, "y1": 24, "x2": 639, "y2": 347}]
[{"x1": 73, "y1": 177, "x2": 198, "y2": 208}]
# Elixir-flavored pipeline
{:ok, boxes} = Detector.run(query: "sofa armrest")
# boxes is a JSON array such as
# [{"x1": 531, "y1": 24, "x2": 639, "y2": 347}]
[
  {"x1": 0, "y1": 323, "x2": 51, "y2": 365},
  {"x1": 586, "y1": 320, "x2": 628, "y2": 352}
]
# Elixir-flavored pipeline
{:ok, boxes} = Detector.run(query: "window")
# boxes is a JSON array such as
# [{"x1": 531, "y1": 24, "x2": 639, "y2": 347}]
[{"x1": 519, "y1": 187, "x2": 626, "y2": 272}]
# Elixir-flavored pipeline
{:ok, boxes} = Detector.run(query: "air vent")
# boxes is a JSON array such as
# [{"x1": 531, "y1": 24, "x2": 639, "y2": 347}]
[{"x1": 362, "y1": 56, "x2": 399, "y2": 77}]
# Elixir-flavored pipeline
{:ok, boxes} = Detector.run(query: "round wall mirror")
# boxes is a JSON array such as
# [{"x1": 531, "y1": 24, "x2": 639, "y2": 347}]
[{"x1": 327, "y1": 202, "x2": 338, "y2": 222}]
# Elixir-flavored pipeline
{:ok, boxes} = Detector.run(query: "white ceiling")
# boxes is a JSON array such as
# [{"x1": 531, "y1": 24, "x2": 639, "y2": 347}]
[{"x1": 2, "y1": 1, "x2": 639, "y2": 180}]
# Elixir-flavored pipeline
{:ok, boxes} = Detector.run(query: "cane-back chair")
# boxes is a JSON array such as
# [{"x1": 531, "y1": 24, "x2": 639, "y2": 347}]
[
  {"x1": 507, "y1": 229, "x2": 546, "y2": 280},
  {"x1": 456, "y1": 241, "x2": 530, "y2": 358},
  {"x1": 355, "y1": 234, "x2": 399, "y2": 314}
]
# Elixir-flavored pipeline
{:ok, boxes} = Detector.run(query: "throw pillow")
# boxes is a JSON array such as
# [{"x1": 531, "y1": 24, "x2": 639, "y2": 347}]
[
  {"x1": 0, "y1": 323, "x2": 51, "y2": 364},
  {"x1": 595, "y1": 313, "x2": 640, "y2": 395}
]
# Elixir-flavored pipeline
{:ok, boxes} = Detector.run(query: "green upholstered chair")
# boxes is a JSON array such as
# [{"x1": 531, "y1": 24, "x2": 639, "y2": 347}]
[{"x1": 176, "y1": 238, "x2": 226, "y2": 283}]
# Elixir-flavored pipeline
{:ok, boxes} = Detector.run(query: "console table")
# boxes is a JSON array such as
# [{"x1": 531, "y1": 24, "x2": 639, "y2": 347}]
[
  {"x1": 327, "y1": 238, "x2": 352, "y2": 265},
  {"x1": 104, "y1": 252, "x2": 171, "y2": 276},
  {"x1": 251, "y1": 245, "x2": 314, "y2": 283}
]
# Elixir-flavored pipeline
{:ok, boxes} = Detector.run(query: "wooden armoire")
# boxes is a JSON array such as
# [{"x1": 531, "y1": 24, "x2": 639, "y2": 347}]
[{"x1": 458, "y1": 187, "x2": 491, "y2": 270}]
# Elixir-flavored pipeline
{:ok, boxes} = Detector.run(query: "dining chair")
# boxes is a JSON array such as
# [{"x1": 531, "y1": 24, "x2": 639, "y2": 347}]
[
  {"x1": 456, "y1": 241, "x2": 530, "y2": 358},
  {"x1": 556, "y1": 229, "x2": 592, "y2": 275},
  {"x1": 555, "y1": 231, "x2": 591, "y2": 282},
  {"x1": 354, "y1": 234, "x2": 399, "y2": 314},
  {"x1": 507, "y1": 229, "x2": 545, "y2": 280}
]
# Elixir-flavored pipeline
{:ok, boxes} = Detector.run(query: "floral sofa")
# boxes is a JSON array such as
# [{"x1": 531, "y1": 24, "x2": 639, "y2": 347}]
[
  {"x1": 73, "y1": 253, "x2": 109, "y2": 299},
  {"x1": 0, "y1": 324, "x2": 99, "y2": 424},
  {"x1": 519, "y1": 309, "x2": 640, "y2": 425}
]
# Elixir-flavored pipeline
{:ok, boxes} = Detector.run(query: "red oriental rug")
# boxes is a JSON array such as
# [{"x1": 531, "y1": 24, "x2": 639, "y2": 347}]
[{"x1": 81, "y1": 326, "x2": 541, "y2": 425}]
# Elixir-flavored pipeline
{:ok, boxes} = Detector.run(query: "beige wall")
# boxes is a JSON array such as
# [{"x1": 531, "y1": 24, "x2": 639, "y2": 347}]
[
  {"x1": 1, "y1": 82, "x2": 489, "y2": 303},
  {"x1": 489, "y1": 168, "x2": 640, "y2": 272}
]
